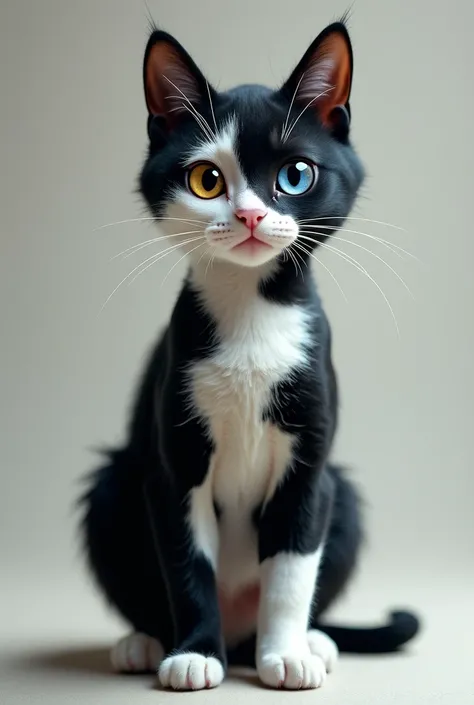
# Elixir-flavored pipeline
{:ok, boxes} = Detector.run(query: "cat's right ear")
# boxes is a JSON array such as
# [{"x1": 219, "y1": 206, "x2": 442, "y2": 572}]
[{"x1": 143, "y1": 30, "x2": 211, "y2": 135}]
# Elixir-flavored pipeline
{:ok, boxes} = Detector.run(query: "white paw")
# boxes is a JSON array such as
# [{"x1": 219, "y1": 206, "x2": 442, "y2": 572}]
[
  {"x1": 307, "y1": 629, "x2": 339, "y2": 673},
  {"x1": 258, "y1": 652, "x2": 327, "y2": 690},
  {"x1": 110, "y1": 633, "x2": 164, "y2": 673},
  {"x1": 159, "y1": 653, "x2": 224, "y2": 691}
]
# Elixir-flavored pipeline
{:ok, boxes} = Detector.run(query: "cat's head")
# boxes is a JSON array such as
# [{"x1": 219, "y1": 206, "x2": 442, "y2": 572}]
[{"x1": 139, "y1": 21, "x2": 364, "y2": 270}]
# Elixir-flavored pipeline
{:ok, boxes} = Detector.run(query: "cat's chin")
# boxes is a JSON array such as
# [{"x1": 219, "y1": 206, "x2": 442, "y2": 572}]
[{"x1": 210, "y1": 246, "x2": 283, "y2": 268}]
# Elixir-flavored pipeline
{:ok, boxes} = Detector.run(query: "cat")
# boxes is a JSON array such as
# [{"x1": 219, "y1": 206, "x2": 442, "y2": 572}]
[{"x1": 80, "y1": 19, "x2": 419, "y2": 691}]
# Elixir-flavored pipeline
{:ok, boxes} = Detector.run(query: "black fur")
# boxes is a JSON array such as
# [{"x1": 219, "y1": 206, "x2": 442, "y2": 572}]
[{"x1": 80, "y1": 20, "x2": 420, "y2": 679}]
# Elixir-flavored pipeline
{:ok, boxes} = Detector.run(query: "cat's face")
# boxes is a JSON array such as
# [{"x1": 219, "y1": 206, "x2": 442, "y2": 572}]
[{"x1": 140, "y1": 23, "x2": 364, "y2": 270}]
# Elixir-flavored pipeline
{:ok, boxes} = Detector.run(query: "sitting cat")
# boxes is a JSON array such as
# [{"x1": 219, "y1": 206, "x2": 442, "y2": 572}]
[{"x1": 80, "y1": 19, "x2": 419, "y2": 691}]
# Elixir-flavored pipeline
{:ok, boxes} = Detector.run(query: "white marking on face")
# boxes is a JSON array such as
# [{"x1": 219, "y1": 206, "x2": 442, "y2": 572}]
[{"x1": 163, "y1": 116, "x2": 299, "y2": 267}]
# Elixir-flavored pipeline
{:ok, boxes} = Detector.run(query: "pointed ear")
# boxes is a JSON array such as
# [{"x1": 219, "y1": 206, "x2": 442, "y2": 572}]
[
  {"x1": 282, "y1": 22, "x2": 353, "y2": 133},
  {"x1": 143, "y1": 31, "x2": 211, "y2": 130}
]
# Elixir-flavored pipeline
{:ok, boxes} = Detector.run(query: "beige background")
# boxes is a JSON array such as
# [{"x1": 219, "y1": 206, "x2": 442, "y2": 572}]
[{"x1": 1, "y1": 0, "x2": 473, "y2": 703}]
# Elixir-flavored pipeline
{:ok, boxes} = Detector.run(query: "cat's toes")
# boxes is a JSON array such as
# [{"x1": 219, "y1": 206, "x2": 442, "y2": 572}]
[
  {"x1": 159, "y1": 653, "x2": 224, "y2": 690},
  {"x1": 307, "y1": 629, "x2": 339, "y2": 673},
  {"x1": 111, "y1": 633, "x2": 164, "y2": 673},
  {"x1": 258, "y1": 653, "x2": 327, "y2": 690}
]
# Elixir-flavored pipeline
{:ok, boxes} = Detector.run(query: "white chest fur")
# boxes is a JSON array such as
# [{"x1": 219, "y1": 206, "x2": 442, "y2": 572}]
[{"x1": 187, "y1": 265, "x2": 310, "y2": 596}]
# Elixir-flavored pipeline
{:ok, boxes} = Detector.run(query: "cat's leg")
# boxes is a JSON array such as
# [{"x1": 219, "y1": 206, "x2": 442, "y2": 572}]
[
  {"x1": 256, "y1": 464, "x2": 334, "y2": 690},
  {"x1": 81, "y1": 451, "x2": 173, "y2": 673},
  {"x1": 145, "y1": 460, "x2": 225, "y2": 690}
]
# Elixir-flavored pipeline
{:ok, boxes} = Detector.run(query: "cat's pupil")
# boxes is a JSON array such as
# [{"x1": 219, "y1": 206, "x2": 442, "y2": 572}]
[
  {"x1": 202, "y1": 168, "x2": 220, "y2": 192},
  {"x1": 288, "y1": 163, "x2": 306, "y2": 186}
]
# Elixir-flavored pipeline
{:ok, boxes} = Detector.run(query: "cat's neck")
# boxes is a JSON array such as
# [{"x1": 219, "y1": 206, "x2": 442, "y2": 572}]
[{"x1": 188, "y1": 255, "x2": 316, "y2": 332}]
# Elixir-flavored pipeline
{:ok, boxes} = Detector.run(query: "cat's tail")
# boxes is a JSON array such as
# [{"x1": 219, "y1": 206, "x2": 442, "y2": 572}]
[
  {"x1": 227, "y1": 610, "x2": 420, "y2": 666},
  {"x1": 315, "y1": 609, "x2": 420, "y2": 653}
]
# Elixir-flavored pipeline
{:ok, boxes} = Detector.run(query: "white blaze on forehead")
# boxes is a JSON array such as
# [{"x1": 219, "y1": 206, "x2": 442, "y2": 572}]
[{"x1": 183, "y1": 116, "x2": 266, "y2": 211}]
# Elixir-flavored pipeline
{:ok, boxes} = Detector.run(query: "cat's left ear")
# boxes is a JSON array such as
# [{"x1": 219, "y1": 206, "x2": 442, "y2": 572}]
[{"x1": 281, "y1": 22, "x2": 353, "y2": 136}]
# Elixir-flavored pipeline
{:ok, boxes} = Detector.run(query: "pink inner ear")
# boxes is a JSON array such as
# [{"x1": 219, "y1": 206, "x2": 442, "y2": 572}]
[
  {"x1": 145, "y1": 43, "x2": 201, "y2": 119},
  {"x1": 294, "y1": 33, "x2": 352, "y2": 124}
]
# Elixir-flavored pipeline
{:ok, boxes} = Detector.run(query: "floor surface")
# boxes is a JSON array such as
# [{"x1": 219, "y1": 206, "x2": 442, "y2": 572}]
[{"x1": 1, "y1": 572, "x2": 472, "y2": 704}]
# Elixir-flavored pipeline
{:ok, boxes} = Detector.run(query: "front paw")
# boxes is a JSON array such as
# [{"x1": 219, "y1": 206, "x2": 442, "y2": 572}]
[
  {"x1": 159, "y1": 653, "x2": 224, "y2": 691},
  {"x1": 258, "y1": 652, "x2": 326, "y2": 690}
]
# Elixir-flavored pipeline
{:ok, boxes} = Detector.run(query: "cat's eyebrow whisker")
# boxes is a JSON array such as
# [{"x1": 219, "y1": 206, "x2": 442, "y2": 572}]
[
  {"x1": 112, "y1": 230, "x2": 202, "y2": 261},
  {"x1": 168, "y1": 102, "x2": 215, "y2": 143},
  {"x1": 99, "y1": 236, "x2": 204, "y2": 314},
  {"x1": 283, "y1": 86, "x2": 335, "y2": 143},
  {"x1": 161, "y1": 241, "x2": 206, "y2": 289},
  {"x1": 299, "y1": 231, "x2": 414, "y2": 299},
  {"x1": 162, "y1": 75, "x2": 216, "y2": 139},
  {"x1": 292, "y1": 241, "x2": 348, "y2": 302},
  {"x1": 96, "y1": 216, "x2": 207, "y2": 231},
  {"x1": 308, "y1": 238, "x2": 400, "y2": 337},
  {"x1": 206, "y1": 80, "x2": 218, "y2": 134},
  {"x1": 281, "y1": 71, "x2": 305, "y2": 140},
  {"x1": 297, "y1": 216, "x2": 406, "y2": 232}
]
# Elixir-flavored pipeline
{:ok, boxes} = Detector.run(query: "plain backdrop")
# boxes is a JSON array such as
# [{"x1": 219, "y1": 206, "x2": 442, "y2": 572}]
[{"x1": 1, "y1": 1, "x2": 473, "y2": 703}]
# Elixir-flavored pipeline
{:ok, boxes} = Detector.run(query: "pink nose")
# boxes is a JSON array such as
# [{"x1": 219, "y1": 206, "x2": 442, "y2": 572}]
[{"x1": 235, "y1": 208, "x2": 267, "y2": 231}]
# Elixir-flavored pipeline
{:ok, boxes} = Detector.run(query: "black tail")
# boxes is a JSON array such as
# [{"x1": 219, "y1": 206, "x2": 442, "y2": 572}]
[
  {"x1": 227, "y1": 610, "x2": 420, "y2": 667},
  {"x1": 316, "y1": 610, "x2": 421, "y2": 654}
]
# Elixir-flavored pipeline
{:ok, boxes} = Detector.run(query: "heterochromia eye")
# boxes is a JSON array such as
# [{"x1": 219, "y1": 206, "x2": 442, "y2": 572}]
[
  {"x1": 276, "y1": 161, "x2": 316, "y2": 196},
  {"x1": 187, "y1": 163, "x2": 226, "y2": 199}
]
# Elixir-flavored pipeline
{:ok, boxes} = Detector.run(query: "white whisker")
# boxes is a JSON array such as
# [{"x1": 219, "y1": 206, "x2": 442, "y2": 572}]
[
  {"x1": 99, "y1": 236, "x2": 204, "y2": 314},
  {"x1": 161, "y1": 241, "x2": 205, "y2": 288},
  {"x1": 112, "y1": 230, "x2": 202, "y2": 260},
  {"x1": 283, "y1": 86, "x2": 335, "y2": 143},
  {"x1": 299, "y1": 232, "x2": 414, "y2": 299},
  {"x1": 290, "y1": 245, "x2": 306, "y2": 280},
  {"x1": 281, "y1": 71, "x2": 305, "y2": 140},
  {"x1": 299, "y1": 224, "x2": 417, "y2": 261},
  {"x1": 315, "y1": 239, "x2": 400, "y2": 336},
  {"x1": 162, "y1": 75, "x2": 216, "y2": 139},
  {"x1": 292, "y1": 241, "x2": 348, "y2": 302},
  {"x1": 96, "y1": 216, "x2": 207, "y2": 231},
  {"x1": 297, "y1": 216, "x2": 406, "y2": 232},
  {"x1": 128, "y1": 236, "x2": 204, "y2": 287},
  {"x1": 206, "y1": 80, "x2": 218, "y2": 134}
]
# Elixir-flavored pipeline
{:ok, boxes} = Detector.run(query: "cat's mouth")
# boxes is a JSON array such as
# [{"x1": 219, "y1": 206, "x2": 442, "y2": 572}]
[{"x1": 232, "y1": 235, "x2": 273, "y2": 253}]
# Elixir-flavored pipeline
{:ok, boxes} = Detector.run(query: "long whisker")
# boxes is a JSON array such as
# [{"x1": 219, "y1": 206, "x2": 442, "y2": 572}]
[
  {"x1": 161, "y1": 241, "x2": 206, "y2": 288},
  {"x1": 315, "y1": 240, "x2": 400, "y2": 336},
  {"x1": 299, "y1": 224, "x2": 418, "y2": 261},
  {"x1": 127, "y1": 236, "x2": 205, "y2": 287},
  {"x1": 299, "y1": 232, "x2": 414, "y2": 299},
  {"x1": 292, "y1": 241, "x2": 348, "y2": 302},
  {"x1": 99, "y1": 236, "x2": 204, "y2": 314},
  {"x1": 168, "y1": 102, "x2": 215, "y2": 143},
  {"x1": 96, "y1": 216, "x2": 207, "y2": 231},
  {"x1": 290, "y1": 246, "x2": 306, "y2": 280},
  {"x1": 206, "y1": 80, "x2": 218, "y2": 134},
  {"x1": 287, "y1": 246, "x2": 303, "y2": 279},
  {"x1": 283, "y1": 86, "x2": 335, "y2": 143},
  {"x1": 297, "y1": 216, "x2": 406, "y2": 232},
  {"x1": 281, "y1": 71, "x2": 305, "y2": 140},
  {"x1": 162, "y1": 75, "x2": 216, "y2": 139},
  {"x1": 112, "y1": 230, "x2": 202, "y2": 260}
]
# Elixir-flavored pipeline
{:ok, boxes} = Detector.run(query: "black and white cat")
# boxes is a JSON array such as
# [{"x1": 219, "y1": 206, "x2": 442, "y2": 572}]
[{"x1": 81, "y1": 20, "x2": 419, "y2": 691}]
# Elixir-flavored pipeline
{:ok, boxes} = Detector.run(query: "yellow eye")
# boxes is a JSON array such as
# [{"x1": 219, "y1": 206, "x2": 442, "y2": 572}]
[{"x1": 187, "y1": 163, "x2": 225, "y2": 199}]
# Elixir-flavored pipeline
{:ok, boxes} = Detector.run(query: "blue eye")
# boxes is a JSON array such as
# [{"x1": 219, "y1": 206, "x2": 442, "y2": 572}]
[{"x1": 276, "y1": 161, "x2": 316, "y2": 196}]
